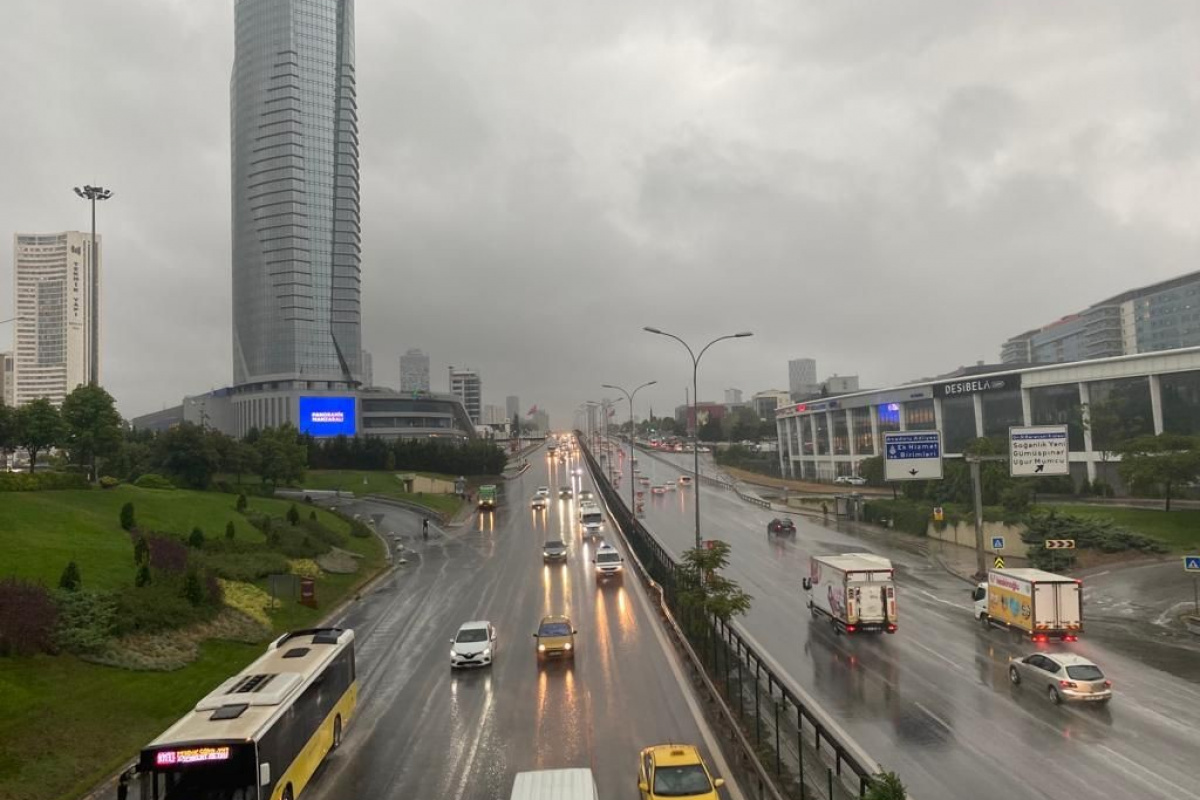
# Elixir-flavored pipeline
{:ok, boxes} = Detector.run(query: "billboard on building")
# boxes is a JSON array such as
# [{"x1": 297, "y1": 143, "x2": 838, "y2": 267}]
[{"x1": 299, "y1": 396, "x2": 357, "y2": 437}]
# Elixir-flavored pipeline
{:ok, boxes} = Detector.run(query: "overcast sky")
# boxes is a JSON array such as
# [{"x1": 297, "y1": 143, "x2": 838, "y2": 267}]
[{"x1": 1, "y1": 1, "x2": 1197, "y2": 427}]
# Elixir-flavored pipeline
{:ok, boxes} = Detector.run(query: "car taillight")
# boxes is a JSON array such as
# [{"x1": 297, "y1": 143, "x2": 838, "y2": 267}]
[
  {"x1": 1104, "y1": 680, "x2": 1112, "y2": 688},
  {"x1": 886, "y1": 624, "x2": 897, "y2": 632},
  {"x1": 846, "y1": 625, "x2": 857, "y2": 633},
  {"x1": 1059, "y1": 680, "x2": 1077, "y2": 688},
  {"x1": 1064, "y1": 635, "x2": 1078, "y2": 642}
]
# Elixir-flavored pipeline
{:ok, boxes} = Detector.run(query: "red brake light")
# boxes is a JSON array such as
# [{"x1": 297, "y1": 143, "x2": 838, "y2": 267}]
[
  {"x1": 1104, "y1": 680, "x2": 1112, "y2": 688},
  {"x1": 846, "y1": 625, "x2": 857, "y2": 633},
  {"x1": 1059, "y1": 680, "x2": 1077, "y2": 688},
  {"x1": 886, "y1": 624, "x2": 897, "y2": 632}
]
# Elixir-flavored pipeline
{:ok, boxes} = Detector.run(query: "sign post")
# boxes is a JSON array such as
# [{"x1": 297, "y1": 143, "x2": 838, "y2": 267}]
[
  {"x1": 883, "y1": 431, "x2": 944, "y2": 481},
  {"x1": 1009, "y1": 425, "x2": 1070, "y2": 477},
  {"x1": 1186, "y1": 556, "x2": 1200, "y2": 613}
]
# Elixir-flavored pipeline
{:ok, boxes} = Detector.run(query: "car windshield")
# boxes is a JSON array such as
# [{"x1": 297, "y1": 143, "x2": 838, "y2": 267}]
[
  {"x1": 539, "y1": 622, "x2": 571, "y2": 637},
  {"x1": 1066, "y1": 664, "x2": 1104, "y2": 681},
  {"x1": 597, "y1": 552, "x2": 620, "y2": 563},
  {"x1": 544, "y1": 541, "x2": 564, "y2": 550},
  {"x1": 653, "y1": 764, "x2": 712, "y2": 796},
  {"x1": 456, "y1": 628, "x2": 488, "y2": 643}
]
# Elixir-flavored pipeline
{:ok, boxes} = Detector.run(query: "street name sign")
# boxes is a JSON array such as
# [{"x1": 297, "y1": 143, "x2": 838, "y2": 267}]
[
  {"x1": 1185, "y1": 556, "x2": 1200, "y2": 572},
  {"x1": 884, "y1": 431, "x2": 944, "y2": 482},
  {"x1": 1009, "y1": 425, "x2": 1070, "y2": 477}
]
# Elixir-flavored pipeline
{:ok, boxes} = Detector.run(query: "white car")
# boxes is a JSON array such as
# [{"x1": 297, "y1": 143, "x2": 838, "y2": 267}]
[
  {"x1": 846, "y1": 476, "x2": 867, "y2": 486},
  {"x1": 535, "y1": 486, "x2": 550, "y2": 497},
  {"x1": 593, "y1": 543, "x2": 624, "y2": 579},
  {"x1": 450, "y1": 621, "x2": 496, "y2": 669}
]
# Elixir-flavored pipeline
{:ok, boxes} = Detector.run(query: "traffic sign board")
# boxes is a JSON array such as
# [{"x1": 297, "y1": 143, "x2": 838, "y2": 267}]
[
  {"x1": 994, "y1": 556, "x2": 1005, "y2": 569},
  {"x1": 991, "y1": 536, "x2": 1005, "y2": 550},
  {"x1": 1009, "y1": 425, "x2": 1070, "y2": 477},
  {"x1": 883, "y1": 431, "x2": 944, "y2": 482},
  {"x1": 1045, "y1": 539, "x2": 1076, "y2": 550},
  {"x1": 1185, "y1": 556, "x2": 1200, "y2": 572}
]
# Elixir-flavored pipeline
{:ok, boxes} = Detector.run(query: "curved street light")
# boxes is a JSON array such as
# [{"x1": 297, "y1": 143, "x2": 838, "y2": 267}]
[
  {"x1": 602, "y1": 380, "x2": 657, "y2": 519},
  {"x1": 644, "y1": 327, "x2": 753, "y2": 548}
]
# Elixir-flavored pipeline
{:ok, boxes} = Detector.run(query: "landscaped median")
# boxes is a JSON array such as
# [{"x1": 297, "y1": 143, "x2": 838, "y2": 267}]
[
  {"x1": 0, "y1": 484, "x2": 386, "y2": 800},
  {"x1": 288, "y1": 469, "x2": 467, "y2": 516}
]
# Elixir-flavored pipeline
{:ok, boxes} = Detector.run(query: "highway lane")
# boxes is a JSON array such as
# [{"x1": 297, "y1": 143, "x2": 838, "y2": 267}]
[
  {"x1": 305, "y1": 441, "x2": 739, "y2": 800},
  {"x1": 607, "y1": 442, "x2": 1200, "y2": 800}
]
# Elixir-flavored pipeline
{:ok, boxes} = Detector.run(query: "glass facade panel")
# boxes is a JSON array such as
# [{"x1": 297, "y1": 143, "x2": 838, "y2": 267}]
[
  {"x1": 1161, "y1": 370, "x2": 1200, "y2": 435},
  {"x1": 982, "y1": 390, "x2": 1024, "y2": 439},
  {"x1": 1030, "y1": 384, "x2": 1085, "y2": 451},
  {"x1": 800, "y1": 416, "x2": 814, "y2": 455},
  {"x1": 814, "y1": 415, "x2": 829, "y2": 455},
  {"x1": 1089, "y1": 377, "x2": 1155, "y2": 440},
  {"x1": 832, "y1": 413, "x2": 849, "y2": 455},
  {"x1": 877, "y1": 403, "x2": 901, "y2": 433},
  {"x1": 942, "y1": 396, "x2": 977, "y2": 453},
  {"x1": 904, "y1": 399, "x2": 936, "y2": 431},
  {"x1": 852, "y1": 407, "x2": 873, "y2": 454}
]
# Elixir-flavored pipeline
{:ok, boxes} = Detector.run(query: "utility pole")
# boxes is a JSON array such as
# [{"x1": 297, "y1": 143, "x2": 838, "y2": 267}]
[
  {"x1": 966, "y1": 454, "x2": 1008, "y2": 579},
  {"x1": 73, "y1": 184, "x2": 113, "y2": 386}
]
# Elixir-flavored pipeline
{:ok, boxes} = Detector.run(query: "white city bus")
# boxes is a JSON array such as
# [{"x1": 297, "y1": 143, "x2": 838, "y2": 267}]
[{"x1": 137, "y1": 628, "x2": 357, "y2": 800}]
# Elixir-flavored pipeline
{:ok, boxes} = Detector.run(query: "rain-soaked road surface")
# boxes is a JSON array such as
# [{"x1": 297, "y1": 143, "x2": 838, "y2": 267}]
[
  {"x1": 617, "y1": 444, "x2": 1200, "y2": 800},
  {"x1": 304, "y1": 443, "x2": 739, "y2": 800}
]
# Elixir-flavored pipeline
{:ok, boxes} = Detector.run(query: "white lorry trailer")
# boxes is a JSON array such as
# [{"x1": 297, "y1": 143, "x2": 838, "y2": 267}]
[
  {"x1": 802, "y1": 554, "x2": 898, "y2": 635},
  {"x1": 971, "y1": 568, "x2": 1082, "y2": 641}
]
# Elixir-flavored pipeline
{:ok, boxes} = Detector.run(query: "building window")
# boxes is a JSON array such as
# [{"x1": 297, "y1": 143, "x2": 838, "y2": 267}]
[
  {"x1": 941, "y1": 395, "x2": 977, "y2": 454},
  {"x1": 982, "y1": 390, "x2": 1023, "y2": 440},
  {"x1": 1030, "y1": 384, "x2": 1085, "y2": 451},
  {"x1": 1160, "y1": 370, "x2": 1200, "y2": 435},
  {"x1": 904, "y1": 399, "x2": 936, "y2": 431}
]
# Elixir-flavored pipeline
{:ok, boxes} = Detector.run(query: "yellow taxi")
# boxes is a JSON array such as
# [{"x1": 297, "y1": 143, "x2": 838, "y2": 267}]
[
  {"x1": 533, "y1": 615, "x2": 576, "y2": 660},
  {"x1": 637, "y1": 744, "x2": 725, "y2": 799}
]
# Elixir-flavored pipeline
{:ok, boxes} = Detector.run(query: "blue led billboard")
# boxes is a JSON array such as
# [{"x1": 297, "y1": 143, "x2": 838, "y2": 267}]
[{"x1": 299, "y1": 396, "x2": 357, "y2": 437}]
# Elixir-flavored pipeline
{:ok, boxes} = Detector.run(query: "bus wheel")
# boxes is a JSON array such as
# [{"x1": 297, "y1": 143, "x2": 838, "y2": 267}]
[
  {"x1": 283, "y1": 785, "x2": 294, "y2": 800},
  {"x1": 332, "y1": 716, "x2": 342, "y2": 751}
]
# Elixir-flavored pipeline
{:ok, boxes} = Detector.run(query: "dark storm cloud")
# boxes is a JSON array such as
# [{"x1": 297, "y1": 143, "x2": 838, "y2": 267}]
[{"x1": 1, "y1": 1, "x2": 1196, "y2": 426}]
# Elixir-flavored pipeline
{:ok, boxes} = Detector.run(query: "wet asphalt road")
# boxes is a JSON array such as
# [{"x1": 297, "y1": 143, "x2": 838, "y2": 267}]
[
  {"x1": 304, "y1": 444, "x2": 740, "y2": 800},
  {"x1": 614, "y1": 445, "x2": 1200, "y2": 800}
]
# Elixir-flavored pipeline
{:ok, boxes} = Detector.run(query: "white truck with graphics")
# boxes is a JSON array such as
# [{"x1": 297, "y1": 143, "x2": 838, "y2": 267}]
[
  {"x1": 971, "y1": 568, "x2": 1082, "y2": 642},
  {"x1": 802, "y1": 554, "x2": 898, "y2": 635}
]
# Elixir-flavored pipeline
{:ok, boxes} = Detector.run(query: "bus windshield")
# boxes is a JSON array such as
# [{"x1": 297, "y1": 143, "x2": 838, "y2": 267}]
[{"x1": 139, "y1": 743, "x2": 258, "y2": 800}]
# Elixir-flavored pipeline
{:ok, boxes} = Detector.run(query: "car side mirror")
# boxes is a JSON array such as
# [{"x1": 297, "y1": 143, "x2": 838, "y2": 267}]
[
  {"x1": 532, "y1": 633, "x2": 538, "y2": 638},
  {"x1": 802, "y1": 578, "x2": 812, "y2": 591},
  {"x1": 572, "y1": 629, "x2": 578, "y2": 634},
  {"x1": 591, "y1": 559, "x2": 596, "y2": 564},
  {"x1": 638, "y1": 782, "x2": 649, "y2": 792},
  {"x1": 714, "y1": 778, "x2": 725, "y2": 788}
]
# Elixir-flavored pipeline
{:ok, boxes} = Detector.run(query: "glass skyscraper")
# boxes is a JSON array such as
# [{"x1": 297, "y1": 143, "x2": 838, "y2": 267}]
[{"x1": 231, "y1": 0, "x2": 361, "y2": 389}]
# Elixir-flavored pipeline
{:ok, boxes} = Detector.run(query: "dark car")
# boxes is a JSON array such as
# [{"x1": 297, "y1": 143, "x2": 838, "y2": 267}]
[
  {"x1": 767, "y1": 518, "x2": 796, "y2": 535},
  {"x1": 543, "y1": 539, "x2": 568, "y2": 563}
]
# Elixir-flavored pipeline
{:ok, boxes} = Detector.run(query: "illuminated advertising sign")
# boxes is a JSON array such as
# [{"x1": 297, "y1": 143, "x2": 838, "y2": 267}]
[
  {"x1": 299, "y1": 396, "x2": 357, "y2": 437},
  {"x1": 155, "y1": 746, "x2": 231, "y2": 766}
]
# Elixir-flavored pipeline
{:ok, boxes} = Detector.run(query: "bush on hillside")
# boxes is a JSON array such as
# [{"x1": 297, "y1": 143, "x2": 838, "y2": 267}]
[
  {"x1": 349, "y1": 519, "x2": 372, "y2": 538},
  {"x1": 99, "y1": 476, "x2": 120, "y2": 489},
  {"x1": 0, "y1": 578, "x2": 59, "y2": 656},
  {"x1": 236, "y1": 493, "x2": 248, "y2": 512},
  {"x1": 136, "y1": 533, "x2": 189, "y2": 574},
  {"x1": 199, "y1": 551, "x2": 290, "y2": 582},
  {"x1": 120, "y1": 501, "x2": 136, "y2": 531},
  {"x1": 113, "y1": 579, "x2": 218, "y2": 635},
  {"x1": 134, "y1": 473, "x2": 175, "y2": 490},
  {"x1": 225, "y1": 521, "x2": 236, "y2": 540},
  {"x1": 0, "y1": 472, "x2": 89, "y2": 492},
  {"x1": 862, "y1": 500, "x2": 934, "y2": 537},
  {"x1": 58, "y1": 561, "x2": 82, "y2": 592},
  {"x1": 188, "y1": 527, "x2": 206, "y2": 548},
  {"x1": 287, "y1": 504, "x2": 300, "y2": 526},
  {"x1": 1022, "y1": 510, "x2": 1168, "y2": 570},
  {"x1": 53, "y1": 590, "x2": 118, "y2": 655}
]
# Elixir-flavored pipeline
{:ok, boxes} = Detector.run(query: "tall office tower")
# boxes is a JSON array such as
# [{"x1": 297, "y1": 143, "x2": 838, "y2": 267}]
[
  {"x1": 231, "y1": 0, "x2": 361, "y2": 389},
  {"x1": 788, "y1": 358, "x2": 818, "y2": 400},
  {"x1": 449, "y1": 367, "x2": 482, "y2": 424},
  {"x1": 0, "y1": 351, "x2": 13, "y2": 406},
  {"x1": 360, "y1": 350, "x2": 373, "y2": 387},
  {"x1": 400, "y1": 348, "x2": 430, "y2": 393},
  {"x1": 724, "y1": 388, "x2": 743, "y2": 405},
  {"x1": 11, "y1": 232, "x2": 97, "y2": 406},
  {"x1": 506, "y1": 394, "x2": 520, "y2": 420}
]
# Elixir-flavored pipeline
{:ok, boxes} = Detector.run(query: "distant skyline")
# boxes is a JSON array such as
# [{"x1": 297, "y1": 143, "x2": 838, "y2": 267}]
[{"x1": 0, "y1": 2, "x2": 1196, "y2": 426}]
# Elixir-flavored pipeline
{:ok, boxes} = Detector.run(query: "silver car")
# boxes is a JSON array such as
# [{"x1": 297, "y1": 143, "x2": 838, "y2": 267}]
[{"x1": 1008, "y1": 653, "x2": 1112, "y2": 704}]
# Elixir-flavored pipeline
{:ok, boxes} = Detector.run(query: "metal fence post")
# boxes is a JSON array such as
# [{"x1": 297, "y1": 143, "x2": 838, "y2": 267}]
[
  {"x1": 798, "y1": 705, "x2": 806, "y2": 800},
  {"x1": 774, "y1": 697, "x2": 781, "y2": 776},
  {"x1": 755, "y1": 660, "x2": 761, "y2": 743}
]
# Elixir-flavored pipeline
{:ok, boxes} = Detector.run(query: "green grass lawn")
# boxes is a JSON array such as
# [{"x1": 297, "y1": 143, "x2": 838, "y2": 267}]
[
  {"x1": 0, "y1": 486, "x2": 385, "y2": 800},
  {"x1": 297, "y1": 469, "x2": 465, "y2": 515},
  {"x1": 1051, "y1": 505, "x2": 1200, "y2": 551}
]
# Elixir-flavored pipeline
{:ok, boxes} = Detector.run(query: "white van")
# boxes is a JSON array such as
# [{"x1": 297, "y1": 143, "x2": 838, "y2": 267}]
[
  {"x1": 578, "y1": 501, "x2": 604, "y2": 535},
  {"x1": 510, "y1": 768, "x2": 599, "y2": 800}
]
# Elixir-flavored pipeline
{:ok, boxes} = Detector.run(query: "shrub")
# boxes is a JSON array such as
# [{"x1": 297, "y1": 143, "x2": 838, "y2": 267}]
[
  {"x1": 219, "y1": 580, "x2": 273, "y2": 628},
  {"x1": 53, "y1": 590, "x2": 117, "y2": 655},
  {"x1": 199, "y1": 551, "x2": 289, "y2": 582},
  {"x1": 862, "y1": 499, "x2": 933, "y2": 537},
  {"x1": 865, "y1": 771, "x2": 907, "y2": 800},
  {"x1": 1022, "y1": 509, "x2": 1168, "y2": 570},
  {"x1": 350, "y1": 519, "x2": 372, "y2": 538},
  {"x1": 287, "y1": 504, "x2": 300, "y2": 526},
  {"x1": 134, "y1": 473, "x2": 176, "y2": 490},
  {"x1": 298, "y1": 518, "x2": 347, "y2": 548},
  {"x1": 58, "y1": 561, "x2": 82, "y2": 592},
  {"x1": 114, "y1": 581, "x2": 215, "y2": 635},
  {"x1": 288, "y1": 559, "x2": 322, "y2": 579},
  {"x1": 0, "y1": 578, "x2": 59, "y2": 655},
  {"x1": 135, "y1": 564, "x2": 152, "y2": 587},
  {"x1": 225, "y1": 521, "x2": 236, "y2": 540},
  {"x1": 120, "y1": 501, "x2": 136, "y2": 531},
  {"x1": 188, "y1": 527, "x2": 206, "y2": 548},
  {"x1": 141, "y1": 533, "x2": 189, "y2": 574},
  {"x1": 309, "y1": 510, "x2": 318, "y2": 521},
  {"x1": 236, "y1": 493, "x2": 248, "y2": 512},
  {"x1": 0, "y1": 472, "x2": 89, "y2": 492},
  {"x1": 99, "y1": 476, "x2": 120, "y2": 489},
  {"x1": 133, "y1": 533, "x2": 150, "y2": 566},
  {"x1": 179, "y1": 568, "x2": 207, "y2": 607}
]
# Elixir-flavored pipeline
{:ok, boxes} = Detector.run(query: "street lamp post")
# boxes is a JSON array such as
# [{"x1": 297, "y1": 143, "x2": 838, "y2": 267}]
[
  {"x1": 73, "y1": 185, "x2": 113, "y2": 386},
  {"x1": 602, "y1": 380, "x2": 656, "y2": 520},
  {"x1": 644, "y1": 327, "x2": 752, "y2": 548}
]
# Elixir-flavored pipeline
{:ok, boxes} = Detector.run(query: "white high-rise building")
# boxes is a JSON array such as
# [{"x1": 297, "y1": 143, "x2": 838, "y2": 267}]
[
  {"x1": 449, "y1": 367, "x2": 482, "y2": 423},
  {"x1": 724, "y1": 388, "x2": 743, "y2": 405},
  {"x1": 506, "y1": 394, "x2": 520, "y2": 420},
  {"x1": 12, "y1": 232, "x2": 98, "y2": 406},
  {"x1": 788, "y1": 358, "x2": 818, "y2": 400},
  {"x1": 360, "y1": 350, "x2": 373, "y2": 387},
  {"x1": 0, "y1": 351, "x2": 13, "y2": 406},
  {"x1": 400, "y1": 348, "x2": 430, "y2": 393}
]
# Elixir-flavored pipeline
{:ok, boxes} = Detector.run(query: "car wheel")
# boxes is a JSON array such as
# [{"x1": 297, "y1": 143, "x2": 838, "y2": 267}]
[
  {"x1": 283, "y1": 786, "x2": 294, "y2": 800},
  {"x1": 978, "y1": 613, "x2": 990, "y2": 629},
  {"x1": 1048, "y1": 686, "x2": 1062, "y2": 705},
  {"x1": 831, "y1": 618, "x2": 840, "y2": 635},
  {"x1": 1008, "y1": 666, "x2": 1021, "y2": 686}
]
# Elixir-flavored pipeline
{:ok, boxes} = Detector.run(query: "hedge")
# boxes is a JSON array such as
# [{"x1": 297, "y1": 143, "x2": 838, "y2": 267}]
[{"x1": 0, "y1": 472, "x2": 89, "y2": 492}]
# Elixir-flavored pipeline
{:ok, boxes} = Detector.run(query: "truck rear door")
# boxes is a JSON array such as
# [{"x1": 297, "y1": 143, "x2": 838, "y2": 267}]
[
  {"x1": 1033, "y1": 581, "x2": 1081, "y2": 631},
  {"x1": 850, "y1": 581, "x2": 887, "y2": 624}
]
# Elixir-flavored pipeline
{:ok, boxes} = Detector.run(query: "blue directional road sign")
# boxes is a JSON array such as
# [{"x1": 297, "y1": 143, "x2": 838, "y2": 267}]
[
  {"x1": 1185, "y1": 556, "x2": 1200, "y2": 572},
  {"x1": 883, "y1": 431, "x2": 944, "y2": 481},
  {"x1": 992, "y1": 537, "x2": 1005, "y2": 551}
]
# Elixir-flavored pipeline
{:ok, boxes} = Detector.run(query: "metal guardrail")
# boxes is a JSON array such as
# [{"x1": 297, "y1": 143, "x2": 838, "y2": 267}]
[
  {"x1": 579, "y1": 436, "x2": 879, "y2": 799},
  {"x1": 627, "y1": 440, "x2": 774, "y2": 511}
]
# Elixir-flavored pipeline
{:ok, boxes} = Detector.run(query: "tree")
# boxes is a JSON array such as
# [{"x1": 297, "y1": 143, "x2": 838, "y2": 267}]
[
  {"x1": 1117, "y1": 434, "x2": 1200, "y2": 511},
  {"x1": 225, "y1": 521, "x2": 236, "y2": 540},
  {"x1": 223, "y1": 440, "x2": 260, "y2": 485},
  {"x1": 120, "y1": 501, "x2": 136, "y2": 531},
  {"x1": 858, "y1": 455, "x2": 884, "y2": 486},
  {"x1": 188, "y1": 527, "x2": 206, "y2": 548},
  {"x1": 60, "y1": 385, "x2": 123, "y2": 481},
  {"x1": 154, "y1": 423, "x2": 221, "y2": 489},
  {"x1": 255, "y1": 425, "x2": 308, "y2": 486},
  {"x1": 15, "y1": 398, "x2": 67, "y2": 472},
  {"x1": 677, "y1": 541, "x2": 753, "y2": 622},
  {"x1": 0, "y1": 403, "x2": 16, "y2": 467},
  {"x1": 697, "y1": 417, "x2": 723, "y2": 443},
  {"x1": 58, "y1": 561, "x2": 82, "y2": 592},
  {"x1": 287, "y1": 504, "x2": 300, "y2": 526},
  {"x1": 865, "y1": 771, "x2": 908, "y2": 800},
  {"x1": 236, "y1": 493, "x2": 248, "y2": 512}
]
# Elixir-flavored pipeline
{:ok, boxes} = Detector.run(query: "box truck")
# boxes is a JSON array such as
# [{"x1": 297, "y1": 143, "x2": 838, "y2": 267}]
[
  {"x1": 477, "y1": 484, "x2": 497, "y2": 511},
  {"x1": 971, "y1": 568, "x2": 1082, "y2": 641},
  {"x1": 578, "y1": 501, "x2": 604, "y2": 536},
  {"x1": 802, "y1": 554, "x2": 897, "y2": 634}
]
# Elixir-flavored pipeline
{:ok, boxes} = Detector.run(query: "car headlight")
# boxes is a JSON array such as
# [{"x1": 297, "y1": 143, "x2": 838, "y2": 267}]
[
  {"x1": 538, "y1": 643, "x2": 546, "y2": 652},
  {"x1": 450, "y1": 649, "x2": 458, "y2": 658},
  {"x1": 482, "y1": 648, "x2": 491, "y2": 658},
  {"x1": 563, "y1": 643, "x2": 572, "y2": 650}
]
